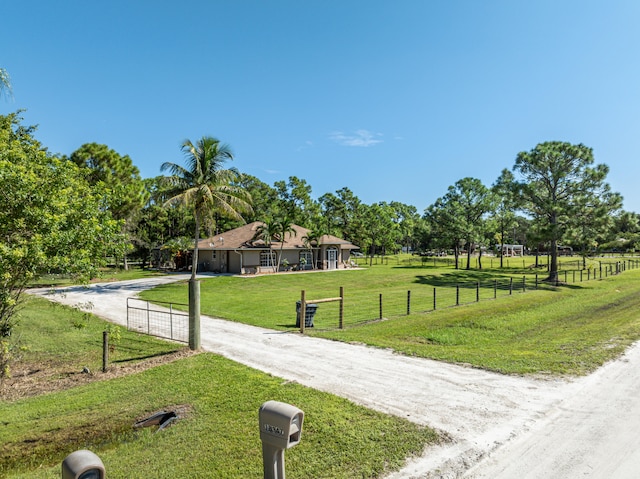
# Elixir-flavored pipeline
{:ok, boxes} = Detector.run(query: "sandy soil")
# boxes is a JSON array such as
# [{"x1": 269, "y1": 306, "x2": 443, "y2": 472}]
[{"x1": 29, "y1": 275, "x2": 640, "y2": 478}]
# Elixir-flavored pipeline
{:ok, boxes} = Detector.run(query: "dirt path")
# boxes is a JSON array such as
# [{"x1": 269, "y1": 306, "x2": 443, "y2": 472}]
[{"x1": 29, "y1": 276, "x2": 640, "y2": 478}]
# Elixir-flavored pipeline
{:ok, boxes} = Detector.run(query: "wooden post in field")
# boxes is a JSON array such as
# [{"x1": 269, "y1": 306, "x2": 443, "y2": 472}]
[
  {"x1": 102, "y1": 331, "x2": 109, "y2": 373},
  {"x1": 379, "y1": 293, "x2": 383, "y2": 320},
  {"x1": 476, "y1": 282, "x2": 480, "y2": 302},
  {"x1": 494, "y1": 279, "x2": 497, "y2": 298},
  {"x1": 522, "y1": 276, "x2": 526, "y2": 292},
  {"x1": 300, "y1": 290, "x2": 306, "y2": 333},
  {"x1": 509, "y1": 277, "x2": 513, "y2": 295},
  {"x1": 339, "y1": 287, "x2": 344, "y2": 329},
  {"x1": 456, "y1": 285, "x2": 460, "y2": 306},
  {"x1": 407, "y1": 290, "x2": 411, "y2": 315},
  {"x1": 433, "y1": 287, "x2": 436, "y2": 310}
]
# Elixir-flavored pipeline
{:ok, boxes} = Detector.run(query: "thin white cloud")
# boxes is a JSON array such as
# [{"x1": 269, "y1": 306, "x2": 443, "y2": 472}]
[
  {"x1": 296, "y1": 140, "x2": 314, "y2": 152},
  {"x1": 330, "y1": 129, "x2": 383, "y2": 147}
]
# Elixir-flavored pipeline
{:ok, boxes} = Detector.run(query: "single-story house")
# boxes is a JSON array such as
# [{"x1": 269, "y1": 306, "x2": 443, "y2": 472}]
[{"x1": 194, "y1": 221, "x2": 359, "y2": 274}]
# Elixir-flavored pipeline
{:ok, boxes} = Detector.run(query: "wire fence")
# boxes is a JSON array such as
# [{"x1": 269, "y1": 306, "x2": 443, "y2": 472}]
[
  {"x1": 351, "y1": 253, "x2": 640, "y2": 271},
  {"x1": 126, "y1": 297, "x2": 189, "y2": 343},
  {"x1": 304, "y1": 258, "x2": 640, "y2": 330}
]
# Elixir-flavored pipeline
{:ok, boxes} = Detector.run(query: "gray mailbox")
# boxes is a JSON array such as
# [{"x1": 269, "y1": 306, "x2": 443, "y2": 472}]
[
  {"x1": 61, "y1": 449, "x2": 105, "y2": 479},
  {"x1": 259, "y1": 400, "x2": 304, "y2": 479}
]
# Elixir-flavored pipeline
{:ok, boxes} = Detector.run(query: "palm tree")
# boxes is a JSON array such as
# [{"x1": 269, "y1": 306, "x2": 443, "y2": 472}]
[
  {"x1": 302, "y1": 228, "x2": 323, "y2": 269},
  {"x1": 275, "y1": 217, "x2": 296, "y2": 271},
  {"x1": 161, "y1": 136, "x2": 252, "y2": 350},
  {"x1": 161, "y1": 136, "x2": 252, "y2": 280},
  {"x1": 252, "y1": 220, "x2": 280, "y2": 273}
]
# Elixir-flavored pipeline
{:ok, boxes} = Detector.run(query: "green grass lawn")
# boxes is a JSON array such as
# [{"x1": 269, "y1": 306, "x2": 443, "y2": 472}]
[
  {"x1": 139, "y1": 256, "x2": 640, "y2": 375},
  {"x1": 6, "y1": 256, "x2": 639, "y2": 476},
  {"x1": 314, "y1": 272, "x2": 640, "y2": 375},
  {"x1": 2, "y1": 297, "x2": 438, "y2": 478}
]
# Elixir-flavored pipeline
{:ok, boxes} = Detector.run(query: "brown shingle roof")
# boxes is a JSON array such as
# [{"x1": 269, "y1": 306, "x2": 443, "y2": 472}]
[{"x1": 196, "y1": 221, "x2": 357, "y2": 251}]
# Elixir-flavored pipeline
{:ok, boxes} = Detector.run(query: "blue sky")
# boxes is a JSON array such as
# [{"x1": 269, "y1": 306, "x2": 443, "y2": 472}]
[{"x1": 3, "y1": 1, "x2": 640, "y2": 213}]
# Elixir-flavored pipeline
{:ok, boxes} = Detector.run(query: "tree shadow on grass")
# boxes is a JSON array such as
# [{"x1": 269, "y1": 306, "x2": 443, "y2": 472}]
[
  {"x1": 413, "y1": 270, "x2": 589, "y2": 291},
  {"x1": 413, "y1": 270, "x2": 509, "y2": 287}
]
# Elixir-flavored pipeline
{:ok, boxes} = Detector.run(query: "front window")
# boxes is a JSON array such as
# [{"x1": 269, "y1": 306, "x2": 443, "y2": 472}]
[
  {"x1": 260, "y1": 250, "x2": 276, "y2": 267},
  {"x1": 299, "y1": 250, "x2": 312, "y2": 267}
]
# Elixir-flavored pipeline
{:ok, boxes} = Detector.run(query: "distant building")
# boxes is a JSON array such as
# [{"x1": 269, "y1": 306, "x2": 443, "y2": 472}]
[{"x1": 500, "y1": 244, "x2": 524, "y2": 257}]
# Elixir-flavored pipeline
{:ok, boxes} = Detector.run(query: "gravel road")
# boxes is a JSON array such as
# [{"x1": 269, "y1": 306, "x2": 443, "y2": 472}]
[{"x1": 29, "y1": 275, "x2": 640, "y2": 478}]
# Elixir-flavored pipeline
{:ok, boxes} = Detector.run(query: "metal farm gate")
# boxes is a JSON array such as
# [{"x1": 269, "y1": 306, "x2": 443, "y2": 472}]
[{"x1": 126, "y1": 298, "x2": 189, "y2": 343}]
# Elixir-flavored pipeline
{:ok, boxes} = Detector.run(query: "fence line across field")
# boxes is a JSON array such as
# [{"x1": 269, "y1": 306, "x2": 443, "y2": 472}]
[
  {"x1": 306, "y1": 259, "x2": 639, "y2": 330},
  {"x1": 124, "y1": 259, "x2": 639, "y2": 340}
]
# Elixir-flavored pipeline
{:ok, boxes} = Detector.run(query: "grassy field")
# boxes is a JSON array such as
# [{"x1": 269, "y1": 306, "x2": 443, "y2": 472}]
[
  {"x1": 139, "y1": 255, "x2": 640, "y2": 375},
  {"x1": 6, "y1": 255, "x2": 640, "y2": 475},
  {"x1": 2, "y1": 297, "x2": 438, "y2": 478}
]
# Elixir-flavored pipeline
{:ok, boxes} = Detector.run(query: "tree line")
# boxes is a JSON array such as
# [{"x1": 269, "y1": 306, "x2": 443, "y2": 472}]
[
  {"x1": 129, "y1": 143, "x2": 634, "y2": 285},
  {"x1": 21, "y1": 118, "x2": 640, "y2": 284}
]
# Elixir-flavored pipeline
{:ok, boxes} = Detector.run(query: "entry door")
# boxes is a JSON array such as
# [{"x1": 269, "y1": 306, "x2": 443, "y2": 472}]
[{"x1": 326, "y1": 248, "x2": 338, "y2": 270}]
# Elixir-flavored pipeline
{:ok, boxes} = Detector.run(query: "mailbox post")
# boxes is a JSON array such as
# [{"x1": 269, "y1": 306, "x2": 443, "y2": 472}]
[
  {"x1": 61, "y1": 449, "x2": 105, "y2": 479},
  {"x1": 259, "y1": 400, "x2": 304, "y2": 479}
]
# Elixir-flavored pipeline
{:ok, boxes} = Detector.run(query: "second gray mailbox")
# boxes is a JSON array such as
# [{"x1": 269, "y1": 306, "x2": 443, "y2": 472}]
[
  {"x1": 259, "y1": 400, "x2": 304, "y2": 449},
  {"x1": 61, "y1": 449, "x2": 105, "y2": 479}
]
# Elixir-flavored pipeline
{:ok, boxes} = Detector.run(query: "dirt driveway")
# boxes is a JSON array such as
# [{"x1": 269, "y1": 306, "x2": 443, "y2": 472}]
[{"x1": 30, "y1": 276, "x2": 640, "y2": 478}]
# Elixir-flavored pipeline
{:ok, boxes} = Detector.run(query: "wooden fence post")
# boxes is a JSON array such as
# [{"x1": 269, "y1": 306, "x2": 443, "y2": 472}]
[
  {"x1": 379, "y1": 293, "x2": 383, "y2": 320},
  {"x1": 339, "y1": 287, "x2": 344, "y2": 329},
  {"x1": 407, "y1": 290, "x2": 411, "y2": 315},
  {"x1": 102, "y1": 331, "x2": 109, "y2": 373},
  {"x1": 300, "y1": 290, "x2": 306, "y2": 333},
  {"x1": 433, "y1": 287, "x2": 436, "y2": 310}
]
